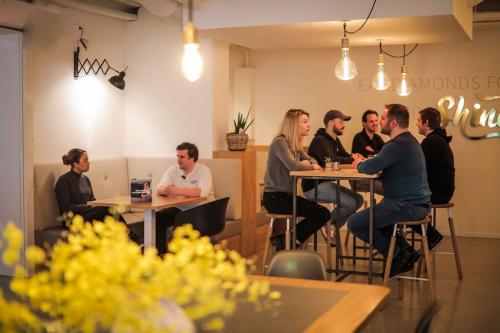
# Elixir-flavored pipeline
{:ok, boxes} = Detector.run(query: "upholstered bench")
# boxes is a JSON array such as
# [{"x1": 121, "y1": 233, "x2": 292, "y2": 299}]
[{"x1": 34, "y1": 157, "x2": 243, "y2": 251}]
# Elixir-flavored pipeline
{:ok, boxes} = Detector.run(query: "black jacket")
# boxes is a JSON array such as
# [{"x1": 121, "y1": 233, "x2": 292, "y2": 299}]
[
  {"x1": 302, "y1": 128, "x2": 353, "y2": 193},
  {"x1": 352, "y1": 130, "x2": 385, "y2": 158},
  {"x1": 421, "y1": 128, "x2": 455, "y2": 202}
]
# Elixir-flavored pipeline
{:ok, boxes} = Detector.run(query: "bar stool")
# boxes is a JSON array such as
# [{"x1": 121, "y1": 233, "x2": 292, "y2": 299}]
[
  {"x1": 383, "y1": 216, "x2": 434, "y2": 300},
  {"x1": 261, "y1": 213, "x2": 294, "y2": 274},
  {"x1": 428, "y1": 202, "x2": 463, "y2": 279}
]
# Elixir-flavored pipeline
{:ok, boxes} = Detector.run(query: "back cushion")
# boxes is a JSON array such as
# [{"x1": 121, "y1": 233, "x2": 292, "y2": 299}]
[
  {"x1": 127, "y1": 157, "x2": 242, "y2": 220},
  {"x1": 34, "y1": 158, "x2": 129, "y2": 230}
]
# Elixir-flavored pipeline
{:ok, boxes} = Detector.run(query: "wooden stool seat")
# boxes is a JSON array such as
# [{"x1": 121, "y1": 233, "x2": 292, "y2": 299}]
[
  {"x1": 265, "y1": 213, "x2": 293, "y2": 219},
  {"x1": 383, "y1": 216, "x2": 434, "y2": 300},
  {"x1": 430, "y1": 202, "x2": 454, "y2": 209},
  {"x1": 398, "y1": 218, "x2": 432, "y2": 226}
]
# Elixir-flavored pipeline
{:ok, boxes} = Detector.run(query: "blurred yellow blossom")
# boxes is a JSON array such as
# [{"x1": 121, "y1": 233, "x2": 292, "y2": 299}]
[
  {"x1": 26, "y1": 247, "x2": 46, "y2": 266},
  {"x1": 0, "y1": 214, "x2": 279, "y2": 332}
]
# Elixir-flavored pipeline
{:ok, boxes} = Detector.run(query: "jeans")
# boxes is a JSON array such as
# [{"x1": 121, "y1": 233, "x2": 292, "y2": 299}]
[
  {"x1": 347, "y1": 198, "x2": 430, "y2": 257},
  {"x1": 304, "y1": 181, "x2": 364, "y2": 229},
  {"x1": 263, "y1": 191, "x2": 330, "y2": 243}
]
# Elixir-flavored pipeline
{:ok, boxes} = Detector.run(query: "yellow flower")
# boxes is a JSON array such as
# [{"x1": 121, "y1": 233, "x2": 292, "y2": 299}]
[
  {"x1": 26, "y1": 246, "x2": 46, "y2": 265},
  {"x1": 1, "y1": 220, "x2": 278, "y2": 332}
]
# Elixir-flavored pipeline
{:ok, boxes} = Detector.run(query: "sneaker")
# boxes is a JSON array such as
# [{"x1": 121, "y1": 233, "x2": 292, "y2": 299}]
[
  {"x1": 274, "y1": 234, "x2": 286, "y2": 252},
  {"x1": 129, "y1": 231, "x2": 144, "y2": 247},
  {"x1": 403, "y1": 248, "x2": 421, "y2": 271},
  {"x1": 389, "y1": 250, "x2": 414, "y2": 278},
  {"x1": 428, "y1": 232, "x2": 444, "y2": 252}
]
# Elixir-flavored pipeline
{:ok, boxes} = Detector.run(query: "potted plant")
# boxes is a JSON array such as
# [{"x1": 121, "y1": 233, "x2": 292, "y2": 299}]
[{"x1": 226, "y1": 106, "x2": 255, "y2": 151}]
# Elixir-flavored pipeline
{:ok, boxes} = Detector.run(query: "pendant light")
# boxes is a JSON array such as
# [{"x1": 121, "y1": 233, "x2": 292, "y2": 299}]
[
  {"x1": 182, "y1": 0, "x2": 203, "y2": 82},
  {"x1": 395, "y1": 45, "x2": 412, "y2": 97},
  {"x1": 335, "y1": 23, "x2": 357, "y2": 81},
  {"x1": 371, "y1": 42, "x2": 390, "y2": 91}
]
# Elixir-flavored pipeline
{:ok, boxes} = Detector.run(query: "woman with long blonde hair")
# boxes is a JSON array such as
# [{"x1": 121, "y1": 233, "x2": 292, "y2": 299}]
[{"x1": 263, "y1": 109, "x2": 330, "y2": 250}]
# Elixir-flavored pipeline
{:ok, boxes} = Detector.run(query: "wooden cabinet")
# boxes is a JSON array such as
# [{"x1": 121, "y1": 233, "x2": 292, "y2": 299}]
[{"x1": 213, "y1": 150, "x2": 257, "y2": 256}]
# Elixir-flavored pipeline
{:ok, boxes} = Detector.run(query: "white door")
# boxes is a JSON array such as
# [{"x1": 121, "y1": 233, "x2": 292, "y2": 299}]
[{"x1": 0, "y1": 29, "x2": 24, "y2": 276}]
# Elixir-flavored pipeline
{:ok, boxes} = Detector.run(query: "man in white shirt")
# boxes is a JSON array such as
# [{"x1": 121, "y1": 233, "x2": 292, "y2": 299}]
[{"x1": 155, "y1": 142, "x2": 214, "y2": 254}]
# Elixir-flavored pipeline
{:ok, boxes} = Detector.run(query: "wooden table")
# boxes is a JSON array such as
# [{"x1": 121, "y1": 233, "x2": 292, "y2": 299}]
[
  {"x1": 290, "y1": 168, "x2": 380, "y2": 283},
  {"x1": 210, "y1": 275, "x2": 389, "y2": 333},
  {"x1": 89, "y1": 194, "x2": 206, "y2": 248}
]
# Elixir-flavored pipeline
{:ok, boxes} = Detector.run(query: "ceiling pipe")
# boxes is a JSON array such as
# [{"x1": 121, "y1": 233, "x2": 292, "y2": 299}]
[{"x1": 48, "y1": 0, "x2": 137, "y2": 21}]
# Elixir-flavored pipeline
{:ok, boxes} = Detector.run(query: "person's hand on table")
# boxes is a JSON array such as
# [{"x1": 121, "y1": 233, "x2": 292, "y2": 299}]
[
  {"x1": 157, "y1": 184, "x2": 183, "y2": 196},
  {"x1": 311, "y1": 163, "x2": 321, "y2": 170},
  {"x1": 301, "y1": 160, "x2": 312, "y2": 166},
  {"x1": 163, "y1": 185, "x2": 184, "y2": 196}
]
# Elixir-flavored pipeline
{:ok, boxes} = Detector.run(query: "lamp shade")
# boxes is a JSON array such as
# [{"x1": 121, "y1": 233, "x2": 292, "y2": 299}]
[{"x1": 108, "y1": 71, "x2": 126, "y2": 90}]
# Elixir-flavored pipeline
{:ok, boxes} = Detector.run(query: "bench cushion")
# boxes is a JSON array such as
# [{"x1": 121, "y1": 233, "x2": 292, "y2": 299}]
[{"x1": 34, "y1": 158, "x2": 130, "y2": 230}]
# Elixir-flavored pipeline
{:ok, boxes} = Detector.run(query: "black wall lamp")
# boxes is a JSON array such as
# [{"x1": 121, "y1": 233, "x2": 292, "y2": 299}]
[{"x1": 73, "y1": 27, "x2": 127, "y2": 90}]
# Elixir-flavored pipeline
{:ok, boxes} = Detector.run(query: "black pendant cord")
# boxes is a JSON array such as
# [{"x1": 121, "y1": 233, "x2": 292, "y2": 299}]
[
  {"x1": 344, "y1": 0, "x2": 377, "y2": 36},
  {"x1": 380, "y1": 43, "x2": 419, "y2": 59}
]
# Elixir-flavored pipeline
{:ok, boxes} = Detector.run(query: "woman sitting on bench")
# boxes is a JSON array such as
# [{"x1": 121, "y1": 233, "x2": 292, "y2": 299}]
[{"x1": 55, "y1": 148, "x2": 141, "y2": 244}]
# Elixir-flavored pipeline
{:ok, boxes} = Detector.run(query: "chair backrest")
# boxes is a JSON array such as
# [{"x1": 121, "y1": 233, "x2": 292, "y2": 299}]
[
  {"x1": 174, "y1": 197, "x2": 229, "y2": 237},
  {"x1": 414, "y1": 301, "x2": 439, "y2": 333},
  {"x1": 266, "y1": 250, "x2": 328, "y2": 281}
]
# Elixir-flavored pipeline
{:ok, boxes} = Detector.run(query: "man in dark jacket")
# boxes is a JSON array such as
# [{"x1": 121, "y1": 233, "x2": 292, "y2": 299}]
[
  {"x1": 302, "y1": 110, "x2": 364, "y2": 233},
  {"x1": 352, "y1": 110, "x2": 385, "y2": 158},
  {"x1": 348, "y1": 104, "x2": 431, "y2": 277},
  {"x1": 416, "y1": 107, "x2": 456, "y2": 250}
]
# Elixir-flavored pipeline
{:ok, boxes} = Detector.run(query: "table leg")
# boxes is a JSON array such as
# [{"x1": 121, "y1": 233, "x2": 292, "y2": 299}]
[
  {"x1": 368, "y1": 179, "x2": 374, "y2": 284},
  {"x1": 335, "y1": 179, "x2": 341, "y2": 273},
  {"x1": 314, "y1": 179, "x2": 319, "y2": 252},
  {"x1": 144, "y1": 208, "x2": 156, "y2": 249},
  {"x1": 292, "y1": 176, "x2": 297, "y2": 250}
]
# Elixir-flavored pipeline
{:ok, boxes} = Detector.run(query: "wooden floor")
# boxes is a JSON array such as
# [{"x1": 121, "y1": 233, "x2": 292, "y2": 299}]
[
  {"x1": 252, "y1": 234, "x2": 500, "y2": 333},
  {"x1": 1, "y1": 235, "x2": 499, "y2": 332}
]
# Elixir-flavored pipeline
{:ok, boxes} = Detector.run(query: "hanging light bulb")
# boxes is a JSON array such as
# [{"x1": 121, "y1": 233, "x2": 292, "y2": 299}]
[
  {"x1": 371, "y1": 44, "x2": 390, "y2": 90},
  {"x1": 182, "y1": 0, "x2": 203, "y2": 82},
  {"x1": 335, "y1": 37, "x2": 357, "y2": 80},
  {"x1": 396, "y1": 64, "x2": 412, "y2": 96}
]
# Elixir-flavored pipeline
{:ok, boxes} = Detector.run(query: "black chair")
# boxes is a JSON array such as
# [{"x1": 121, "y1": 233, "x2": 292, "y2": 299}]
[
  {"x1": 266, "y1": 250, "x2": 328, "y2": 281},
  {"x1": 414, "y1": 301, "x2": 439, "y2": 333},
  {"x1": 173, "y1": 197, "x2": 229, "y2": 237}
]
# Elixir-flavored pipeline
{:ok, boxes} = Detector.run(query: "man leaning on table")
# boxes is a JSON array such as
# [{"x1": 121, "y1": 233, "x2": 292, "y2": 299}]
[
  {"x1": 302, "y1": 110, "x2": 364, "y2": 233},
  {"x1": 155, "y1": 142, "x2": 214, "y2": 254},
  {"x1": 347, "y1": 104, "x2": 431, "y2": 277}
]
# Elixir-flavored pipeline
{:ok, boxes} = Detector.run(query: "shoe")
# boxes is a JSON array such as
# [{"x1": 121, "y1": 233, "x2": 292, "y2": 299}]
[
  {"x1": 129, "y1": 231, "x2": 144, "y2": 247},
  {"x1": 389, "y1": 250, "x2": 414, "y2": 278},
  {"x1": 274, "y1": 234, "x2": 286, "y2": 252},
  {"x1": 428, "y1": 232, "x2": 444, "y2": 252},
  {"x1": 403, "y1": 248, "x2": 421, "y2": 271}
]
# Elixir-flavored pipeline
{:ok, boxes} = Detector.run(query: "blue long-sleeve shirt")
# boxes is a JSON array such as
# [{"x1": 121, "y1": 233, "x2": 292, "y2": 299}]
[{"x1": 357, "y1": 132, "x2": 431, "y2": 204}]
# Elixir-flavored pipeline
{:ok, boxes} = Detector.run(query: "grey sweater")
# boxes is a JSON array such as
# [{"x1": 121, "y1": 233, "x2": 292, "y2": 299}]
[{"x1": 264, "y1": 136, "x2": 317, "y2": 194}]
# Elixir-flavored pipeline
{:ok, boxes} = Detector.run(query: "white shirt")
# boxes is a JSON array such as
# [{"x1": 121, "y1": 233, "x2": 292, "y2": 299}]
[{"x1": 156, "y1": 163, "x2": 215, "y2": 210}]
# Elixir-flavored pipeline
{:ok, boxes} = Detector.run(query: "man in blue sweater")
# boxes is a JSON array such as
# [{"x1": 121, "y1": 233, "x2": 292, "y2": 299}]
[{"x1": 347, "y1": 104, "x2": 431, "y2": 277}]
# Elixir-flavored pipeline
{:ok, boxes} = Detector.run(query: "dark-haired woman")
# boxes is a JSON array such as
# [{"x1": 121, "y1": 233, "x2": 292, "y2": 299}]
[{"x1": 55, "y1": 148, "x2": 141, "y2": 243}]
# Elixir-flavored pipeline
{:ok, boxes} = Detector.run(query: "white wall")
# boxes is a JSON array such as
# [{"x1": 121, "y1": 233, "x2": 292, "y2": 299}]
[
  {"x1": 250, "y1": 28, "x2": 500, "y2": 237},
  {"x1": 122, "y1": 9, "x2": 217, "y2": 157},
  {"x1": 0, "y1": 1, "x2": 127, "y2": 164},
  {"x1": 0, "y1": 30, "x2": 24, "y2": 275}
]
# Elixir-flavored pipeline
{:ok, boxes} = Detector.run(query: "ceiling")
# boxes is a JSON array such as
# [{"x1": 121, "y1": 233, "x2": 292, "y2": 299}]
[
  {"x1": 195, "y1": 0, "x2": 500, "y2": 50},
  {"x1": 199, "y1": 16, "x2": 471, "y2": 49}
]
